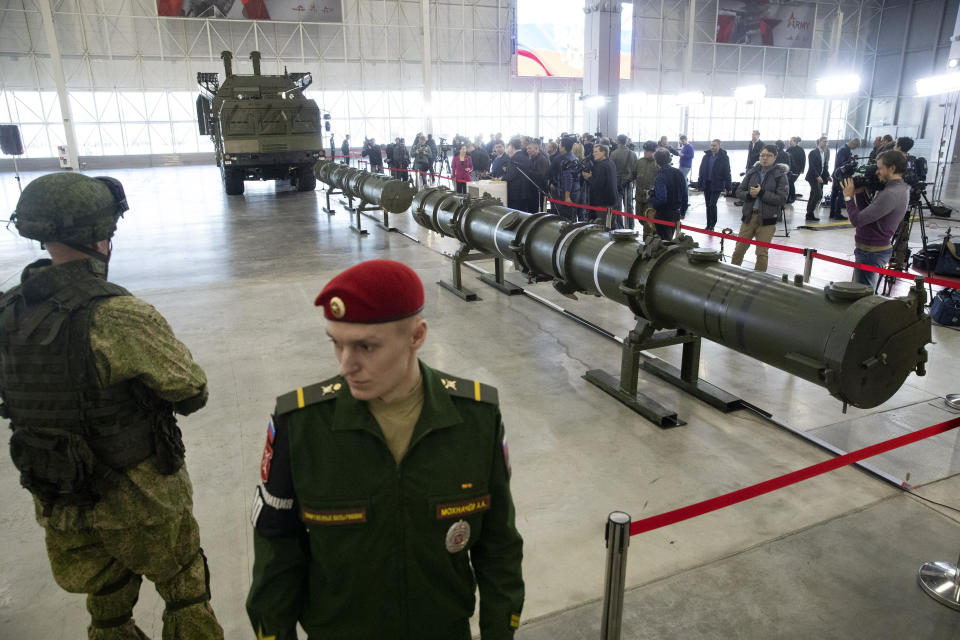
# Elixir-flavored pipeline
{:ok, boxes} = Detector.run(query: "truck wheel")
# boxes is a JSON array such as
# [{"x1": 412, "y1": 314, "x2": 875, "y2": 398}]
[
  {"x1": 297, "y1": 166, "x2": 316, "y2": 192},
  {"x1": 224, "y1": 168, "x2": 244, "y2": 195}
]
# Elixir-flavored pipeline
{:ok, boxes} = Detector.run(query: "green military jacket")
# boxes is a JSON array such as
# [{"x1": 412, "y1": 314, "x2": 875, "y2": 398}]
[
  {"x1": 246, "y1": 361, "x2": 524, "y2": 640},
  {"x1": 634, "y1": 156, "x2": 659, "y2": 204}
]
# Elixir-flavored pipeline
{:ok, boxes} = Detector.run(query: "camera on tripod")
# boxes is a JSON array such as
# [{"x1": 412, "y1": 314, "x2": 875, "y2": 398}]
[{"x1": 438, "y1": 137, "x2": 451, "y2": 155}]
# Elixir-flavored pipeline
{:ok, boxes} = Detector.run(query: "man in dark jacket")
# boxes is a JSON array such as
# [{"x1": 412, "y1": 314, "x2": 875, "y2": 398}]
[
  {"x1": 363, "y1": 138, "x2": 384, "y2": 173},
  {"x1": 582, "y1": 144, "x2": 618, "y2": 225},
  {"x1": 526, "y1": 141, "x2": 550, "y2": 212},
  {"x1": 732, "y1": 145, "x2": 789, "y2": 272},
  {"x1": 392, "y1": 138, "x2": 411, "y2": 182},
  {"x1": 805, "y1": 136, "x2": 830, "y2": 220},
  {"x1": 829, "y1": 137, "x2": 860, "y2": 220},
  {"x1": 648, "y1": 149, "x2": 688, "y2": 239},
  {"x1": 556, "y1": 137, "x2": 582, "y2": 221},
  {"x1": 341, "y1": 135, "x2": 351, "y2": 165},
  {"x1": 746, "y1": 130, "x2": 764, "y2": 171},
  {"x1": 470, "y1": 143, "x2": 491, "y2": 177},
  {"x1": 697, "y1": 139, "x2": 731, "y2": 231},
  {"x1": 504, "y1": 138, "x2": 533, "y2": 212},
  {"x1": 785, "y1": 136, "x2": 805, "y2": 204},
  {"x1": 610, "y1": 134, "x2": 638, "y2": 217}
]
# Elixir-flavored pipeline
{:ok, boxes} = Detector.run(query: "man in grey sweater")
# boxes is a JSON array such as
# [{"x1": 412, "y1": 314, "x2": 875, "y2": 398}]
[{"x1": 840, "y1": 150, "x2": 909, "y2": 291}]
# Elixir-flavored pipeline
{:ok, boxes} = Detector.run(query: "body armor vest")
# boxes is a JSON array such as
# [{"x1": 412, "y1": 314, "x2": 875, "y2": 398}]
[{"x1": 0, "y1": 259, "x2": 160, "y2": 507}]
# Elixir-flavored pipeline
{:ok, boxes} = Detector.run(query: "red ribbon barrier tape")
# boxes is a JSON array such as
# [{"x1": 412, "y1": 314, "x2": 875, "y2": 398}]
[{"x1": 629, "y1": 416, "x2": 960, "y2": 536}]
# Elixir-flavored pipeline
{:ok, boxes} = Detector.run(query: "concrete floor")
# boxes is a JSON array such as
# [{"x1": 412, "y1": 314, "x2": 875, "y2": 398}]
[{"x1": 1, "y1": 158, "x2": 959, "y2": 639}]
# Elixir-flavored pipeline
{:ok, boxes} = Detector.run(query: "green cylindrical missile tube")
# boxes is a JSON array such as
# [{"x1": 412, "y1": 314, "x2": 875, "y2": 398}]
[
  {"x1": 314, "y1": 158, "x2": 416, "y2": 213},
  {"x1": 410, "y1": 186, "x2": 930, "y2": 409}
]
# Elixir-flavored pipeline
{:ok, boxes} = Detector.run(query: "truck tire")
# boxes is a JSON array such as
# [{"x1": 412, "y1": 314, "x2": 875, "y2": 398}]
[
  {"x1": 224, "y1": 167, "x2": 244, "y2": 195},
  {"x1": 297, "y1": 166, "x2": 316, "y2": 192}
]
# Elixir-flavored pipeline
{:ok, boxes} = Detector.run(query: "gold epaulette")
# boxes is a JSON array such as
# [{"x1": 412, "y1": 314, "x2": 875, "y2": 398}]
[
  {"x1": 275, "y1": 377, "x2": 344, "y2": 416},
  {"x1": 436, "y1": 373, "x2": 499, "y2": 405}
]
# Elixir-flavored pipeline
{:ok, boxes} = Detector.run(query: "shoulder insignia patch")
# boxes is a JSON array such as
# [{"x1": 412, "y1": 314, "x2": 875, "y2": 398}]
[
  {"x1": 275, "y1": 377, "x2": 344, "y2": 415},
  {"x1": 436, "y1": 372, "x2": 499, "y2": 405}
]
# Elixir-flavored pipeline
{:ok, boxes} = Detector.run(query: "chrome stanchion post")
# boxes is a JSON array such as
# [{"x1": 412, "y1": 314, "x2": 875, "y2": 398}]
[
  {"x1": 600, "y1": 511, "x2": 631, "y2": 640},
  {"x1": 918, "y1": 551, "x2": 960, "y2": 611},
  {"x1": 803, "y1": 248, "x2": 815, "y2": 283}
]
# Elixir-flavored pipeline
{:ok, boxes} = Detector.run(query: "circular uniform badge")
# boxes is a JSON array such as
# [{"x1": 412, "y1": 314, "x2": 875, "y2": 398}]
[
  {"x1": 445, "y1": 519, "x2": 471, "y2": 553},
  {"x1": 329, "y1": 296, "x2": 346, "y2": 319}
]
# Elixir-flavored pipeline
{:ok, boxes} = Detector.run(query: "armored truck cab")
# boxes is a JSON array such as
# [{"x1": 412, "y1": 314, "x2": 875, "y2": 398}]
[{"x1": 197, "y1": 51, "x2": 324, "y2": 195}]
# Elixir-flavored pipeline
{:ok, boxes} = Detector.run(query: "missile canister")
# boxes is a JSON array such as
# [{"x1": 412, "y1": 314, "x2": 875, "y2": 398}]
[{"x1": 313, "y1": 158, "x2": 417, "y2": 214}]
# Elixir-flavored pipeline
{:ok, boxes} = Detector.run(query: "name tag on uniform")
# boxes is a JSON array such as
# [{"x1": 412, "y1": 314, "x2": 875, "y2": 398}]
[
  {"x1": 436, "y1": 495, "x2": 491, "y2": 520},
  {"x1": 301, "y1": 507, "x2": 367, "y2": 525}
]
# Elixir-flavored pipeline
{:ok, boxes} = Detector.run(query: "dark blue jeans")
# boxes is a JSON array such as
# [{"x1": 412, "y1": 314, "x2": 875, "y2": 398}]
[{"x1": 854, "y1": 247, "x2": 893, "y2": 292}]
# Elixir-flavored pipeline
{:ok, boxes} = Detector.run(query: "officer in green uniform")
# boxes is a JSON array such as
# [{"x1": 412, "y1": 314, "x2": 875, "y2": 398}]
[
  {"x1": 633, "y1": 140, "x2": 660, "y2": 240},
  {"x1": 246, "y1": 259, "x2": 524, "y2": 639},
  {"x1": 0, "y1": 173, "x2": 223, "y2": 640}
]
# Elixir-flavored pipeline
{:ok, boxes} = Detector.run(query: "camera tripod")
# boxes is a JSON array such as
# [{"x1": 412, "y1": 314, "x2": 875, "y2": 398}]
[
  {"x1": 434, "y1": 150, "x2": 451, "y2": 178},
  {"x1": 880, "y1": 186, "x2": 934, "y2": 297}
]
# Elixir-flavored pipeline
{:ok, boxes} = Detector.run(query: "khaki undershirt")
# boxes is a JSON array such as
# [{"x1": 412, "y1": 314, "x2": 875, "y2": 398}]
[{"x1": 368, "y1": 375, "x2": 424, "y2": 464}]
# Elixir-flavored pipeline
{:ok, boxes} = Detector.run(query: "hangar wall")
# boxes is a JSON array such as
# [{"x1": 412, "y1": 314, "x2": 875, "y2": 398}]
[{"x1": 0, "y1": 0, "x2": 954, "y2": 164}]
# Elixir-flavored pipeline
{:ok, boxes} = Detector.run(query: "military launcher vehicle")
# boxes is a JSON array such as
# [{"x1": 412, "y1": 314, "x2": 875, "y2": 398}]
[{"x1": 197, "y1": 50, "x2": 326, "y2": 195}]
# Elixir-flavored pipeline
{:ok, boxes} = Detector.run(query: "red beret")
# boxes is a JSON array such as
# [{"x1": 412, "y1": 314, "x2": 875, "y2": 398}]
[{"x1": 315, "y1": 259, "x2": 425, "y2": 323}]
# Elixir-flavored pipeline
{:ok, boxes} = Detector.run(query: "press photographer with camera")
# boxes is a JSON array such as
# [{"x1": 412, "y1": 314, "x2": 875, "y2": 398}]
[
  {"x1": 840, "y1": 149, "x2": 910, "y2": 291},
  {"x1": 361, "y1": 137, "x2": 383, "y2": 174}
]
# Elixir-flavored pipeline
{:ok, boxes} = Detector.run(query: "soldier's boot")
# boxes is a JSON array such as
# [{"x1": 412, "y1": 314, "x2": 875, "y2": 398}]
[
  {"x1": 87, "y1": 571, "x2": 151, "y2": 640},
  {"x1": 155, "y1": 548, "x2": 223, "y2": 640}
]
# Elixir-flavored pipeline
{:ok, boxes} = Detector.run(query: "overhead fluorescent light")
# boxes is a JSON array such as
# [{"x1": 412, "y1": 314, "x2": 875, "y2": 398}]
[
  {"x1": 916, "y1": 72, "x2": 960, "y2": 96},
  {"x1": 734, "y1": 84, "x2": 766, "y2": 101},
  {"x1": 815, "y1": 74, "x2": 861, "y2": 96},
  {"x1": 583, "y1": 95, "x2": 609, "y2": 109},
  {"x1": 674, "y1": 91, "x2": 704, "y2": 105}
]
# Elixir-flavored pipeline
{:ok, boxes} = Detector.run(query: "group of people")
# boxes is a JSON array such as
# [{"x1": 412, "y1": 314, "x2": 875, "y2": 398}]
[
  {"x1": 351, "y1": 128, "x2": 921, "y2": 289},
  {"x1": 2, "y1": 175, "x2": 525, "y2": 639}
]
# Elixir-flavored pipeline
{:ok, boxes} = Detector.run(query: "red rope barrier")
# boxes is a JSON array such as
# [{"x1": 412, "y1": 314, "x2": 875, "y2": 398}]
[{"x1": 628, "y1": 416, "x2": 960, "y2": 536}]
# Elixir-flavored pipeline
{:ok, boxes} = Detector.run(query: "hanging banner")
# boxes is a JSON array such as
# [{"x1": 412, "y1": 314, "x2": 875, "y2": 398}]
[
  {"x1": 157, "y1": 0, "x2": 343, "y2": 22},
  {"x1": 716, "y1": 1, "x2": 815, "y2": 49}
]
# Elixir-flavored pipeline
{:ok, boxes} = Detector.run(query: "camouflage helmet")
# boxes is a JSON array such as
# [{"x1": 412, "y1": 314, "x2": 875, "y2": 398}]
[{"x1": 11, "y1": 173, "x2": 128, "y2": 244}]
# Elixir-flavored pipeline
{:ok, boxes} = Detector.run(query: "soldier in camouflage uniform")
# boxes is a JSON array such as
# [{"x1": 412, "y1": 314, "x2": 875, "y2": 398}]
[
  {"x1": 633, "y1": 141, "x2": 660, "y2": 240},
  {"x1": 0, "y1": 173, "x2": 223, "y2": 640},
  {"x1": 246, "y1": 259, "x2": 525, "y2": 639}
]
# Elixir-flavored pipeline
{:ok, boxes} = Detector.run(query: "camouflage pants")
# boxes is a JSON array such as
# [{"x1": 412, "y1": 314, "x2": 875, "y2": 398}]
[{"x1": 44, "y1": 507, "x2": 224, "y2": 640}]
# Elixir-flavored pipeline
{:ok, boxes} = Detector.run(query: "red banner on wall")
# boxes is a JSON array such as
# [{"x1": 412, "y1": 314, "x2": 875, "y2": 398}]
[{"x1": 157, "y1": 0, "x2": 342, "y2": 22}]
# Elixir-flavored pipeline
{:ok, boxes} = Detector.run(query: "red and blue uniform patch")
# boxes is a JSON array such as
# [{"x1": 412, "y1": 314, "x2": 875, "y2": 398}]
[{"x1": 260, "y1": 420, "x2": 275, "y2": 482}]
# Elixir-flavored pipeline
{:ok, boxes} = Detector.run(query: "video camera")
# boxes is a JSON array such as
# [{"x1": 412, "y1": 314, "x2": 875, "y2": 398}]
[{"x1": 834, "y1": 156, "x2": 881, "y2": 194}]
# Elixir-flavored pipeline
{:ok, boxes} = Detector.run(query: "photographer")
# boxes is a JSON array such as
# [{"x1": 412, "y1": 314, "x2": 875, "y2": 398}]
[
  {"x1": 840, "y1": 150, "x2": 910, "y2": 291},
  {"x1": 361, "y1": 137, "x2": 383, "y2": 174},
  {"x1": 894, "y1": 136, "x2": 927, "y2": 193},
  {"x1": 732, "y1": 145, "x2": 789, "y2": 272},
  {"x1": 412, "y1": 134, "x2": 433, "y2": 187}
]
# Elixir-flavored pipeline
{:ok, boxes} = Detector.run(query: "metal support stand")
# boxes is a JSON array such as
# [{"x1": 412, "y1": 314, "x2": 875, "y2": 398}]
[
  {"x1": 479, "y1": 256, "x2": 523, "y2": 296},
  {"x1": 775, "y1": 207, "x2": 790, "y2": 238},
  {"x1": 322, "y1": 186, "x2": 342, "y2": 215},
  {"x1": 918, "y1": 553, "x2": 960, "y2": 611},
  {"x1": 438, "y1": 244, "x2": 488, "y2": 301},
  {"x1": 585, "y1": 318, "x2": 749, "y2": 428},
  {"x1": 349, "y1": 199, "x2": 369, "y2": 236},
  {"x1": 12, "y1": 155, "x2": 22, "y2": 192},
  {"x1": 356, "y1": 202, "x2": 394, "y2": 232},
  {"x1": 600, "y1": 511, "x2": 631, "y2": 640}
]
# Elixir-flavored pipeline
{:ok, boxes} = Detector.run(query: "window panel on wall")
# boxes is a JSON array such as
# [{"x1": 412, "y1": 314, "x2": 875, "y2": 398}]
[
  {"x1": 70, "y1": 92, "x2": 98, "y2": 122},
  {"x1": 95, "y1": 91, "x2": 120, "y2": 122},
  {"x1": 145, "y1": 93, "x2": 171, "y2": 123},
  {"x1": 41, "y1": 92, "x2": 61, "y2": 124},
  {"x1": 168, "y1": 92, "x2": 195, "y2": 122},
  {"x1": 172, "y1": 123, "x2": 199, "y2": 153},
  {"x1": 119, "y1": 92, "x2": 146, "y2": 122},
  {"x1": 75, "y1": 124, "x2": 103, "y2": 155},
  {"x1": 123, "y1": 123, "x2": 150, "y2": 154},
  {"x1": 100, "y1": 123, "x2": 125, "y2": 155},
  {"x1": 20, "y1": 124, "x2": 50, "y2": 157},
  {"x1": 47, "y1": 125, "x2": 65, "y2": 156},
  {"x1": 13, "y1": 92, "x2": 45, "y2": 123},
  {"x1": 149, "y1": 124, "x2": 174, "y2": 153}
]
